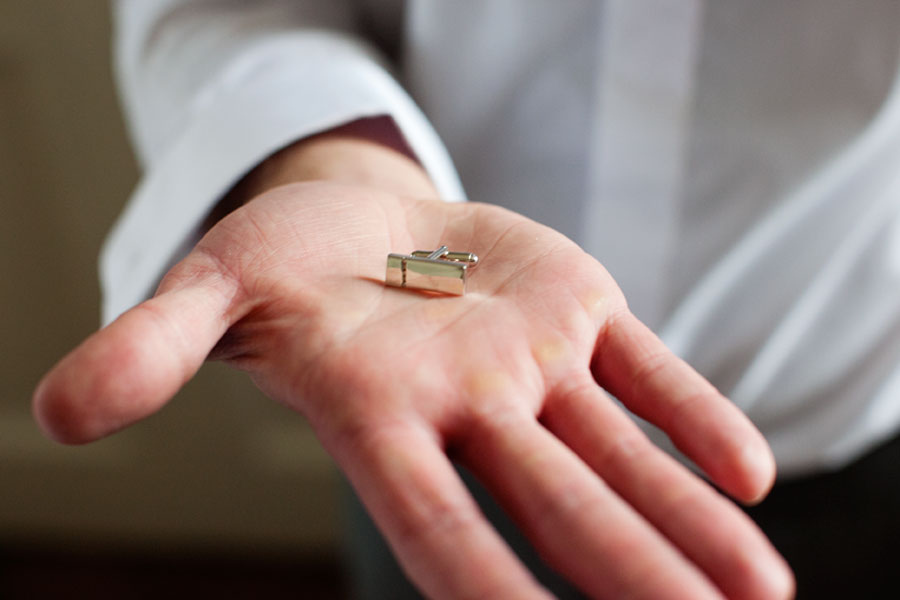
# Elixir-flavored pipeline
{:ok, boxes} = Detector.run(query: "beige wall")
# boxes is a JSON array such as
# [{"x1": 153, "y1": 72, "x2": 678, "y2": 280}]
[{"x1": 0, "y1": 1, "x2": 339, "y2": 556}]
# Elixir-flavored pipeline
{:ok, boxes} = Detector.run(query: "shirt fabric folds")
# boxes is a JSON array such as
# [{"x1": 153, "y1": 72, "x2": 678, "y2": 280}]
[{"x1": 110, "y1": 0, "x2": 900, "y2": 477}]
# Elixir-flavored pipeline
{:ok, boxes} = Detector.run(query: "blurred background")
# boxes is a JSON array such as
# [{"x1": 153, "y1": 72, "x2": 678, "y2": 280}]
[
  {"x1": 0, "y1": 2, "x2": 345, "y2": 596},
  {"x1": 7, "y1": 3, "x2": 900, "y2": 599}
]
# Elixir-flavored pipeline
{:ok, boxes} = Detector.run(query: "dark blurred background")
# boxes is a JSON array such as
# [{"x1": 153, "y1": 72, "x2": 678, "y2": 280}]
[{"x1": 0, "y1": 2, "x2": 346, "y2": 597}]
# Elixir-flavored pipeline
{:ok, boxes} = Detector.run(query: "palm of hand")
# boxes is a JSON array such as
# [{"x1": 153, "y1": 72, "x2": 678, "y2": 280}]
[
  {"x1": 35, "y1": 182, "x2": 791, "y2": 600},
  {"x1": 204, "y1": 183, "x2": 607, "y2": 437}
]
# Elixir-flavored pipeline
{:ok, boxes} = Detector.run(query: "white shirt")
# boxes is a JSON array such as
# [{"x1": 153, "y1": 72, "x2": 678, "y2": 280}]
[{"x1": 109, "y1": 0, "x2": 900, "y2": 476}]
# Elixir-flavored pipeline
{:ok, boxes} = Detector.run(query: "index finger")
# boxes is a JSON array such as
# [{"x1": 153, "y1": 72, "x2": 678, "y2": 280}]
[
  {"x1": 326, "y1": 421, "x2": 553, "y2": 600},
  {"x1": 592, "y1": 309, "x2": 776, "y2": 503}
]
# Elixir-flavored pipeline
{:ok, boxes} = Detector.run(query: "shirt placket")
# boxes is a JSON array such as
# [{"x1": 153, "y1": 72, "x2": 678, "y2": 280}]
[{"x1": 583, "y1": 0, "x2": 704, "y2": 329}]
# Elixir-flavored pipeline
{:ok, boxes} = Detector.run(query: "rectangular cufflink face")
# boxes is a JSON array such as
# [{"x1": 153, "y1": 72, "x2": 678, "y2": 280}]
[
  {"x1": 386, "y1": 254, "x2": 406, "y2": 288},
  {"x1": 386, "y1": 253, "x2": 467, "y2": 295}
]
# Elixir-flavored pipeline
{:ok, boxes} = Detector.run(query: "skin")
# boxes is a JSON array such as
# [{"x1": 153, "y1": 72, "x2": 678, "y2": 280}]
[{"x1": 34, "y1": 119, "x2": 795, "y2": 599}]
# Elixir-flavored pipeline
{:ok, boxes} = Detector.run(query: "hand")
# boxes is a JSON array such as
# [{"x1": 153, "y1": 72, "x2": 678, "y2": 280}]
[{"x1": 34, "y1": 128, "x2": 793, "y2": 599}]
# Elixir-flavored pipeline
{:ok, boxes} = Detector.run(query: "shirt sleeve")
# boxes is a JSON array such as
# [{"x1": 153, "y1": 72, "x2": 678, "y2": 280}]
[{"x1": 103, "y1": 0, "x2": 465, "y2": 325}]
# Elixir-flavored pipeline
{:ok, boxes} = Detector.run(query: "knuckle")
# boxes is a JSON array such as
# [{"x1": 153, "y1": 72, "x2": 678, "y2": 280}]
[
  {"x1": 529, "y1": 477, "x2": 608, "y2": 538},
  {"x1": 455, "y1": 400, "x2": 535, "y2": 453},
  {"x1": 664, "y1": 389, "x2": 721, "y2": 435},
  {"x1": 326, "y1": 416, "x2": 409, "y2": 463},
  {"x1": 600, "y1": 429, "x2": 653, "y2": 469},
  {"x1": 394, "y1": 498, "x2": 481, "y2": 551},
  {"x1": 627, "y1": 349, "x2": 672, "y2": 398}
]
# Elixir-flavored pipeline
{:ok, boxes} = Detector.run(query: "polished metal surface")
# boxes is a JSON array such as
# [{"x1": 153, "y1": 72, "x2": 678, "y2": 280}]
[{"x1": 385, "y1": 245, "x2": 479, "y2": 295}]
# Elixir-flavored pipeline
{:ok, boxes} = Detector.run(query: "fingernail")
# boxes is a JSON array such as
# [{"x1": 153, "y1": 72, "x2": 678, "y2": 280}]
[{"x1": 740, "y1": 441, "x2": 777, "y2": 505}]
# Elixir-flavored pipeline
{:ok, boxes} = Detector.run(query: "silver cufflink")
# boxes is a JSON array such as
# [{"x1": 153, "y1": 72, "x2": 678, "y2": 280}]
[{"x1": 385, "y1": 245, "x2": 479, "y2": 295}]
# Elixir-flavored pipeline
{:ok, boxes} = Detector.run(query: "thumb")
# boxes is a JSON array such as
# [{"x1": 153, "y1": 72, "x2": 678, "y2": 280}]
[{"x1": 33, "y1": 270, "x2": 242, "y2": 445}]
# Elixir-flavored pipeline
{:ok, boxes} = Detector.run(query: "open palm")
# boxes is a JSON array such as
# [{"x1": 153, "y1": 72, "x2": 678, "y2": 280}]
[{"x1": 35, "y1": 181, "x2": 791, "y2": 599}]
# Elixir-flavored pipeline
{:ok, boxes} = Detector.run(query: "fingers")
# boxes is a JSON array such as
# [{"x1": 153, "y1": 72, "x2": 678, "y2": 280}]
[
  {"x1": 542, "y1": 378, "x2": 795, "y2": 600},
  {"x1": 329, "y1": 421, "x2": 553, "y2": 600},
  {"x1": 457, "y1": 408, "x2": 725, "y2": 600},
  {"x1": 593, "y1": 309, "x2": 776, "y2": 503},
  {"x1": 33, "y1": 270, "x2": 241, "y2": 444}
]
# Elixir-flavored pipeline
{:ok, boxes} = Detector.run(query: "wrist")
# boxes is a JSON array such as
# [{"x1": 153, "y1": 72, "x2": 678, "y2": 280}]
[{"x1": 225, "y1": 116, "x2": 440, "y2": 206}]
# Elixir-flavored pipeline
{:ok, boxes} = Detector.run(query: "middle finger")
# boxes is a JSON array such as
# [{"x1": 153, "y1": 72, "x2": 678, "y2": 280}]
[
  {"x1": 541, "y1": 375, "x2": 794, "y2": 600},
  {"x1": 455, "y1": 407, "x2": 724, "y2": 600}
]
